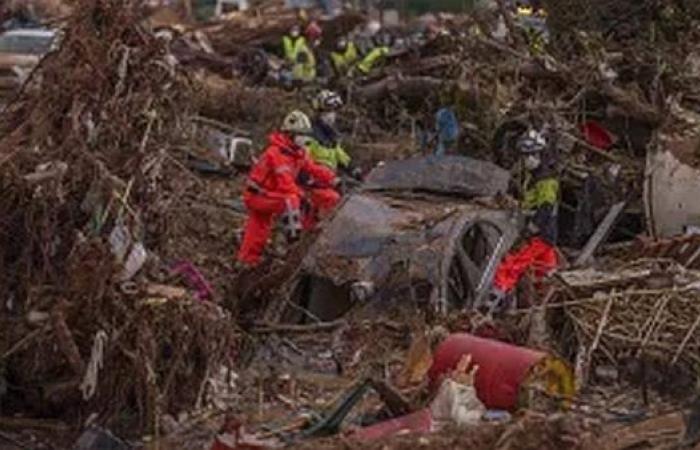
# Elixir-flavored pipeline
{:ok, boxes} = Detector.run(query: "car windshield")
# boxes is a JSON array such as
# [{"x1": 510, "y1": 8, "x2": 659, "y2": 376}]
[{"x1": 0, "y1": 34, "x2": 54, "y2": 55}]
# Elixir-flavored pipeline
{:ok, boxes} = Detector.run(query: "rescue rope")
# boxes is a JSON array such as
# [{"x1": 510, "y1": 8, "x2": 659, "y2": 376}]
[{"x1": 80, "y1": 330, "x2": 108, "y2": 401}]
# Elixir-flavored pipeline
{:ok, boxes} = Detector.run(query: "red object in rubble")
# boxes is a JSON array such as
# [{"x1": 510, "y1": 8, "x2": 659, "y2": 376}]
[
  {"x1": 305, "y1": 21, "x2": 322, "y2": 41},
  {"x1": 493, "y1": 237, "x2": 558, "y2": 293},
  {"x1": 427, "y1": 333, "x2": 546, "y2": 411},
  {"x1": 350, "y1": 408, "x2": 433, "y2": 442},
  {"x1": 579, "y1": 120, "x2": 616, "y2": 150}
]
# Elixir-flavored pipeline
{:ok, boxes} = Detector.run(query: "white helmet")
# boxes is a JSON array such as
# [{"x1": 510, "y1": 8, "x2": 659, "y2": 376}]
[
  {"x1": 313, "y1": 90, "x2": 343, "y2": 111},
  {"x1": 281, "y1": 110, "x2": 312, "y2": 135},
  {"x1": 517, "y1": 129, "x2": 547, "y2": 154}
]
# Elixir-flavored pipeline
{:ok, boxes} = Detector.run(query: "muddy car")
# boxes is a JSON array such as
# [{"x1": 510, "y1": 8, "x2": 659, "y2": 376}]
[
  {"x1": 289, "y1": 156, "x2": 522, "y2": 321},
  {"x1": 0, "y1": 28, "x2": 58, "y2": 93}
]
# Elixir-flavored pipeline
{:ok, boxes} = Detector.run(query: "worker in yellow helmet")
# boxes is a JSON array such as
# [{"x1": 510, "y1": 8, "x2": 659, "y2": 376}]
[{"x1": 516, "y1": 1, "x2": 534, "y2": 17}]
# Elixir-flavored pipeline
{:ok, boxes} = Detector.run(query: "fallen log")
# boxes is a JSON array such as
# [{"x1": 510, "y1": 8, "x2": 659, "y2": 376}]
[
  {"x1": 172, "y1": 45, "x2": 235, "y2": 78},
  {"x1": 355, "y1": 75, "x2": 451, "y2": 101},
  {"x1": 395, "y1": 54, "x2": 457, "y2": 77}
]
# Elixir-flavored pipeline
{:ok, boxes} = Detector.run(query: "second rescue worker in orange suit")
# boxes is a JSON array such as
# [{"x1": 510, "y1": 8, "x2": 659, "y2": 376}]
[{"x1": 237, "y1": 110, "x2": 340, "y2": 267}]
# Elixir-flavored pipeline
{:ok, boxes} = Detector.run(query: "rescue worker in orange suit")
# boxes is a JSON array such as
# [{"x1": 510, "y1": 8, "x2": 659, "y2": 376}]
[
  {"x1": 236, "y1": 111, "x2": 340, "y2": 267},
  {"x1": 491, "y1": 129, "x2": 559, "y2": 309}
]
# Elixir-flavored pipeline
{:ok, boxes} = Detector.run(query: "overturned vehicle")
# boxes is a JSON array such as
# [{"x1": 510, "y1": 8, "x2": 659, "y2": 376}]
[{"x1": 288, "y1": 156, "x2": 522, "y2": 321}]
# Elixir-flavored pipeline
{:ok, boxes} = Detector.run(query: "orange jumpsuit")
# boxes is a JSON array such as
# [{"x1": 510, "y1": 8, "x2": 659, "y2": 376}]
[{"x1": 237, "y1": 132, "x2": 339, "y2": 266}]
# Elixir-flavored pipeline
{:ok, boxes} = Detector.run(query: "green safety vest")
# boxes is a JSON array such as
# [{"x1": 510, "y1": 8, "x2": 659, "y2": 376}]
[
  {"x1": 283, "y1": 35, "x2": 307, "y2": 63},
  {"x1": 522, "y1": 177, "x2": 559, "y2": 210},
  {"x1": 357, "y1": 46, "x2": 389, "y2": 75},
  {"x1": 525, "y1": 27, "x2": 546, "y2": 56},
  {"x1": 331, "y1": 42, "x2": 359, "y2": 75},
  {"x1": 307, "y1": 139, "x2": 351, "y2": 170},
  {"x1": 291, "y1": 44, "x2": 316, "y2": 82}
]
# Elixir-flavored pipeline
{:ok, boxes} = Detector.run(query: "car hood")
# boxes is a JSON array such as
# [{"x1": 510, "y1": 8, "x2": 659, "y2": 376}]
[{"x1": 362, "y1": 155, "x2": 510, "y2": 198}]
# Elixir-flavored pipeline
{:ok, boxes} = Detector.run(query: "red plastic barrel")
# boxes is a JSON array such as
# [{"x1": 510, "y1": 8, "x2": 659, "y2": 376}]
[{"x1": 427, "y1": 333, "x2": 545, "y2": 411}]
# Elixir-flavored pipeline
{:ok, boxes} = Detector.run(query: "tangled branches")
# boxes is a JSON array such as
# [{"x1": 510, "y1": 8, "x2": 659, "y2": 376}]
[{"x1": 0, "y1": 0, "x2": 236, "y2": 434}]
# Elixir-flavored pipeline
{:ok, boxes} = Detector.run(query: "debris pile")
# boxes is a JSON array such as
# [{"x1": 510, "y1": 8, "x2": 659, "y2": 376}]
[
  {"x1": 5, "y1": 0, "x2": 700, "y2": 449},
  {"x1": 0, "y1": 0, "x2": 236, "y2": 434},
  {"x1": 555, "y1": 258, "x2": 700, "y2": 395},
  {"x1": 172, "y1": 4, "x2": 700, "y2": 447}
]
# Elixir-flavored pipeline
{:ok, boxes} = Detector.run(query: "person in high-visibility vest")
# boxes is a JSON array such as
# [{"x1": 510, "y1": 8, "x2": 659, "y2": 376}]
[
  {"x1": 356, "y1": 32, "x2": 391, "y2": 75},
  {"x1": 490, "y1": 129, "x2": 560, "y2": 309},
  {"x1": 282, "y1": 24, "x2": 305, "y2": 64},
  {"x1": 517, "y1": 129, "x2": 559, "y2": 245},
  {"x1": 330, "y1": 37, "x2": 359, "y2": 77},
  {"x1": 307, "y1": 90, "x2": 353, "y2": 172},
  {"x1": 514, "y1": 1, "x2": 549, "y2": 56},
  {"x1": 292, "y1": 44, "x2": 316, "y2": 82},
  {"x1": 236, "y1": 111, "x2": 339, "y2": 267},
  {"x1": 281, "y1": 23, "x2": 318, "y2": 83}
]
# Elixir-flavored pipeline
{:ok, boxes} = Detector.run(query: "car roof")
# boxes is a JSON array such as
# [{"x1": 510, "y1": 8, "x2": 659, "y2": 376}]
[
  {"x1": 362, "y1": 156, "x2": 511, "y2": 199},
  {"x1": 1, "y1": 29, "x2": 56, "y2": 38}
]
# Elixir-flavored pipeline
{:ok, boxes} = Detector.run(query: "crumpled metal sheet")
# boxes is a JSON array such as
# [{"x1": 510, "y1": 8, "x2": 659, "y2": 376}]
[
  {"x1": 302, "y1": 193, "x2": 457, "y2": 286},
  {"x1": 362, "y1": 156, "x2": 510, "y2": 198},
  {"x1": 302, "y1": 191, "x2": 516, "y2": 291}
]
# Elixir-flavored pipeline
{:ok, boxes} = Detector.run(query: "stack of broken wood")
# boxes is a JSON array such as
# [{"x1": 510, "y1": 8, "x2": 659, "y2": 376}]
[{"x1": 553, "y1": 258, "x2": 700, "y2": 394}]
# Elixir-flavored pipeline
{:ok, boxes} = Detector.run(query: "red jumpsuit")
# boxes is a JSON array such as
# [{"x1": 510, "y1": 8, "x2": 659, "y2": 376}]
[{"x1": 237, "y1": 132, "x2": 339, "y2": 266}]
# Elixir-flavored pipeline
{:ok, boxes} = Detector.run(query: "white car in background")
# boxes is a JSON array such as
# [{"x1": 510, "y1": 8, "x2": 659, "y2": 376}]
[{"x1": 0, "y1": 28, "x2": 58, "y2": 93}]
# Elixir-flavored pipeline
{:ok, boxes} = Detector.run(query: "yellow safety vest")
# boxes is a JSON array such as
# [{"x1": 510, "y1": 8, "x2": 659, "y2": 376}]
[
  {"x1": 357, "y1": 46, "x2": 389, "y2": 75},
  {"x1": 523, "y1": 177, "x2": 559, "y2": 210},
  {"x1": 283, "y1": 35, "x2": 307, "y2": 63},
  {"x1": 291, "y1": 44, "x2": 316, "y2": 82},
  {"x1": 307, "y1": 139, "x2": 351, "y2": 170},
  {"x1": 525, "y1": 27, "x2": 546, "y2": 56},
  {"x1": 330, "y1": 42, "x2": 359, "y2": 75}
]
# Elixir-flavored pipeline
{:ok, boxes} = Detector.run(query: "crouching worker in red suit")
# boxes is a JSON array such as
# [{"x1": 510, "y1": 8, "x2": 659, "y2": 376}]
[
  {"x1": 237, "y1": 110, "x2": 340, "y2": 267},
  {"x1": 491, "y1": 129, "x2": 560, "y2": 310}
]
